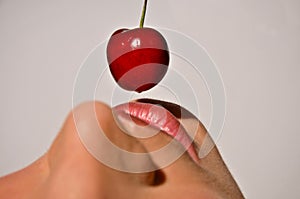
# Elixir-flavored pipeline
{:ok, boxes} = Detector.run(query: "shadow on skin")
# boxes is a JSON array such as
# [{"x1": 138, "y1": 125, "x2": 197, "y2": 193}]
[{"x1": 0, "y1": 100, "x2": 244, "y2": 199}]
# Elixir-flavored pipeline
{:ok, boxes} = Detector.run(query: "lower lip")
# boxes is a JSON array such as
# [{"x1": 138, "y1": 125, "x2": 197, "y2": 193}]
[{"x1": 113, "y1": 102, "x2": 199, "y2": 163}]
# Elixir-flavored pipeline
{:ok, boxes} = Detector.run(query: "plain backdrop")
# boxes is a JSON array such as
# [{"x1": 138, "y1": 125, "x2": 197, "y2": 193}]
[{"x1": 0, "y1": 0, "x2": 299, "y2": 198}]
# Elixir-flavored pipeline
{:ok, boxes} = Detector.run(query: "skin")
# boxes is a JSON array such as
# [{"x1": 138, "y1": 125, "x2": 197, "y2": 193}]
[{"x1": 0, "y1": 100, "x2": 244, "y2": 199}]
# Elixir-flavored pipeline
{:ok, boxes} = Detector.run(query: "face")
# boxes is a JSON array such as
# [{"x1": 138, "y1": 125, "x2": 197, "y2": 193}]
[{"x1": 0, "y1": 99, "x2": 244, "y2": 199}]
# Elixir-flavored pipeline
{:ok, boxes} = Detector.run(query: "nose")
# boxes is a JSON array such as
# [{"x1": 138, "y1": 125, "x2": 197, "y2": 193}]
[{"x1": 46, "y1": 101, "x2": 163, "y2": 198}]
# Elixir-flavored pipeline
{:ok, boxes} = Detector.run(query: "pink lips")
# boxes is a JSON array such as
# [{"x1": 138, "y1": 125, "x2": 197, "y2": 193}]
[{"x1": 113, "y1": 101, "x2": 199, "y2": 163}]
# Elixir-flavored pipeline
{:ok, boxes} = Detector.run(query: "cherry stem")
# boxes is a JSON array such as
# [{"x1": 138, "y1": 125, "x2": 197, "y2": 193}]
[{"x1": 139, "y1": 0, "x2": 148, "y2": 28}]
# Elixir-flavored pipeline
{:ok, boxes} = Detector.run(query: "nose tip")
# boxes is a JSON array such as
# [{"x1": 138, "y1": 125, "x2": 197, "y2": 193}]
[{"x1": 65, "y1": 102, "x2": 165, "y2": 186}]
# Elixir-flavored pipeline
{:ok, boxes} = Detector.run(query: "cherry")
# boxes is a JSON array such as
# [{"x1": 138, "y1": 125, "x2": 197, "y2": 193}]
[{"x1": 106, "y1": 0, "x2": 169, "y2": 93}]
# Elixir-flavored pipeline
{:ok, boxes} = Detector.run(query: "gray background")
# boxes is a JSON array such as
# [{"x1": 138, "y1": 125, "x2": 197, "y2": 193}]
[{"x1": 0, "y1": 0, "x2": 299, "y2": 198}]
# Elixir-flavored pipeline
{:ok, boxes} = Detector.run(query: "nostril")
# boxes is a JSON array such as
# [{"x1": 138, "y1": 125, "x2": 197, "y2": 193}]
[{"x1": 151, "y1": 170, "x2": 166, "y2": 186}]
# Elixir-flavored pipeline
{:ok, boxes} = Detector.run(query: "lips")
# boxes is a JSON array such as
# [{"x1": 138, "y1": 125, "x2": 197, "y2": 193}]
[{"x1": 113, "y1": 100, "x2": 200, "y2": 164}]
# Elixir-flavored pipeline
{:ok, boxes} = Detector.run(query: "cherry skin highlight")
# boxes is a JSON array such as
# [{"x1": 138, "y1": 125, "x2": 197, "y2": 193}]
[{"x1": 107, "y1": 27, "x2": 169, "y2": 93}]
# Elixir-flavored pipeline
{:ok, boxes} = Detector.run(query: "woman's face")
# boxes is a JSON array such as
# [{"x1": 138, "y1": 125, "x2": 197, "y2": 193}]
[{"x1": 0, "y1": 99, "x2": 244, "y2": 199}]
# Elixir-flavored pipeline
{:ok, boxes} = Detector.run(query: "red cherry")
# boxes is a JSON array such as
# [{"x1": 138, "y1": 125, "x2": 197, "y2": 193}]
[
  {"x1": 107, "y1": 27, "x2": 169, "y2": 92},
  {"x1": 106, "y1": 0, "x2": 169, "y2": 93}
]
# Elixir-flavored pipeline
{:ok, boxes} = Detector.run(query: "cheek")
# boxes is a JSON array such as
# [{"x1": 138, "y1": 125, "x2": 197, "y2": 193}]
[
  {"x1": 178, "y1": 188, "x2": 223, "y2": 199},
  {"x1": 152, "y1": 185, "x2": 222, "y2": 199}
]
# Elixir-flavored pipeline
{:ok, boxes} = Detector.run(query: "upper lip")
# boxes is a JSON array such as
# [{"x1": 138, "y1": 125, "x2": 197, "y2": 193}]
[{"x1": 113, "y1": 98, "x2": 200, "y2": 163}]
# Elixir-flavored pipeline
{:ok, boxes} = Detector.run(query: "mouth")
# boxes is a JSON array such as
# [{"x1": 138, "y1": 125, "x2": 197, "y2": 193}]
[{"x1": 113, "y1": 98, "x2": 200, "y2": 164}]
